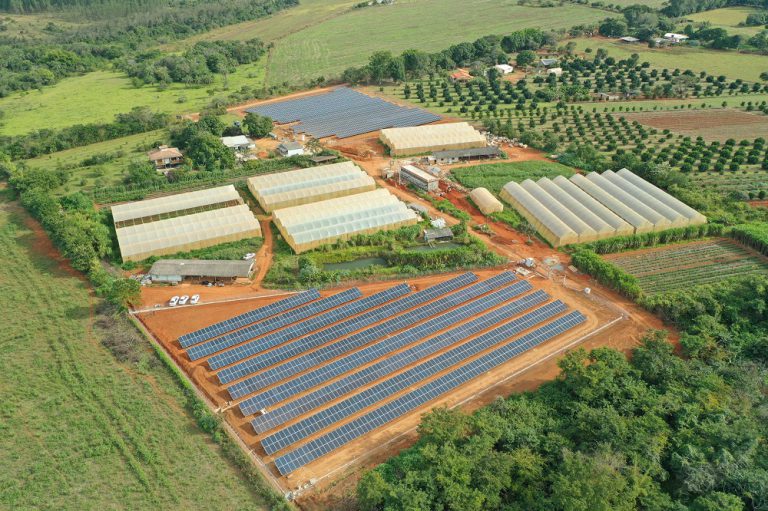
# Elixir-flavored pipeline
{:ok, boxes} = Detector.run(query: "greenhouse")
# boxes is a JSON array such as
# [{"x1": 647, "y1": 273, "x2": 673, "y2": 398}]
[
  {"x1": 550, "y1": 176, "x2": 634, "y2": 237},
  {"x1": 601, "y1": 171, "x2": 689, "y2": 228},
  {"x1": 570, "y1": 174, "x2": 655, "y2": 234},
  {"x1": 520, "y1": 180, "x2": 599, "y2": 243},
  {"x1": 469, "y1": 188, "x2": 504, "y2": 215},
  {"x1": 247, "y1": 162, "x2": 375, "y2": 212},
  {"x1": 537, "y1": 177, "x2": 619, "y2": 239},
  {"x1": 584, "y1": 173, "x2": 673, "y2": 231},
  {"x1": 380, "y1": 122, "x2": 487, "y2": 156},
  {"x1": 500, "y1": 182, "x2": 578, "y2": 247},
  {"x1": 615, "y1": 168, "x2": 707, "y2": 225},
  {"x1": 111, "y1": 185, "x2": 242, "y2": 225},
  {"x1": 116, "y1": 205, "x2": 261, "y2": 262},
  {"x1": 272, "y1": 189, "x2": 419, "y2": 253}
]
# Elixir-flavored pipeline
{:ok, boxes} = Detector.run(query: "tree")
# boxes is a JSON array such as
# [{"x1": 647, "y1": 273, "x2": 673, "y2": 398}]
[
  {"x1": 197, "y1": 114, "x2": 225, "y2": 136},
  {"x1": 124, "y1": 159, "x2": 159, "y2": 186},
  {"x1": 242, "y1": 112, "x2": 273, "y2": 138},
  {"x1": 185, "y1": 132, "x2": 235, "y2": 171},
  {"x1": 367, "y1": 51, "x2": 395, "y2": 84},
  {"x1": 690, "y1": 492, "x2": 744, "y2": 511},
  {"x1": 103, "y1": 278, "x2": 141, "y2": 310},
  {"x1": 516, "y1": 50, "x2": 537, "y2": 68},
  {"x1": 599, "y1": 18, "x2": 628, "y2": 38}
]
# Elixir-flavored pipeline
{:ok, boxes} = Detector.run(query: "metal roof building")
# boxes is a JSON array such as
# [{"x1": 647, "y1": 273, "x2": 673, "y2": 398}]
[
  {"x1": 247, "y1": 161, "x2": 375, "y2": 212},
  {"x1": 380, "y1": 122, "x2": 487, "y2": 156},
  {"x1": 273, "y1": 189, "x2": 419, "y2": 254},
  {"x1": 149, "y1": 259, "x2": 255, "y2": 283},
  {"x1": 112, "y1": 185, "x2": 261, "y2": 262},
  {"x1": 469, "y1": 187, "x2": 504, "y2": 215},
  {"x1": 500, "y1": 181, "x2": 578, "y2": 247}
]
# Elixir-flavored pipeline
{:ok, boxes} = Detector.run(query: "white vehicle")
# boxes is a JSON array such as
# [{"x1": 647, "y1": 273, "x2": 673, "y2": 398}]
[
  {"x1": 178, "y1": 295, "x2": 190, "y2": 305},
  {"x1": 190, "y1": 294, "x2": 200, "y2": 305},
  {"x1": 243, "y1": 252, "x2": 256, "y2": 260},
  {"x1": 169, "y1": 295, "x2": 180, "y2": 307}
]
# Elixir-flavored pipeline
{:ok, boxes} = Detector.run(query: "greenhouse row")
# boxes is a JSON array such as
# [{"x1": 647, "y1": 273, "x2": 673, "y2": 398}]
[
  {"x1": 273, "y1": 189, "x2": 419, "y2": 253},
  {"x1": 501, "y1": 169, "x2": 706, "y2": 247},
  {"x1": 380, "y1": 122, "x2": 487, "y2": 156},
  {"x1": 111, "y1": 185, "x2": 242, "y2": 224},
  {"x1": 247, "y1": 162, "x2": 375, "y2": 212}
]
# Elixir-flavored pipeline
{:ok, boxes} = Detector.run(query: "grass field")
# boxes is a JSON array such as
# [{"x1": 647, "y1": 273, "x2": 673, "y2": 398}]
[
  {"x1": 23, "y1": 130, "x2": 168, "y2": 195},
  {"x1": 0, "y1": 192, "x2": 267, "y2": 510},
  {"x1": 266, "y1": 1, "x2": 607, "y2": 86},
  {"x1": 686, "y1": 7, "x2": 764, "y2": 37},
  {"x1": 0, "y1": 60, "x2": 265, "y2": 136},
  {"x1": 571, "y1": 37, "x2": 768, "y2": 82},
  {"x1": 605, "y1": 238, "x2": 768, "y2": 294},
  {"x1": 450, "y1": 161, "x2": 575, "y2": 194}
]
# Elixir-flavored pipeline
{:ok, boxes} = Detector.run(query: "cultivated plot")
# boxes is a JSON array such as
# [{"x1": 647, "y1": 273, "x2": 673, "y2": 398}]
[{"x1": 622, "y1": 109, "x2": 768, "y2": 142}]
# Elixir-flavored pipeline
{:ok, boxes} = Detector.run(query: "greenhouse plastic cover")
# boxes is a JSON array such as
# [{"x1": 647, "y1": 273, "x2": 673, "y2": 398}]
[
  {"x1": 247, "y1": 162, "x2": 375, "y2": 212},
  {"x1": 273, "y1": 189, "x2": 418, "y2": 253},
  {"x1": 380, "y1": 122, "x2": 486, "y2": 153},
  {"x1": 116, "y1": 205, "x2": 261, "y2": 261},
  {"x1": 615, "y1": 168, "x2": 706, "y2": 225},
  {"x1": 111, "y1": 185, "x2": 241, "y2": 223},
  {"x1": 469, "y1": 187, "x2": 503, "y2": 215},
  {"x1": 500, "y1": 181, "x2": 578, "y2": 246}
]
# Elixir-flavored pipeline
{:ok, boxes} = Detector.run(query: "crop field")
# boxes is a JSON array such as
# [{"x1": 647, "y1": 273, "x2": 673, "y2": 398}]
[
  {"x1": 0, "y1": 60, "x2": 265, "y2": 136},
  {"x1": 605, "y1": 238, "x2": 768, "y2": 294},
  {"x1": 622, "y1": 109, "x2": 768, "y2": 142},
  {"x1": 690, "y1": 170, "x2": 768, "y2": 198},
  {"x1": 137, "y1": 270, "x2": 599, "y2": 486},
  {"x1": 0, "y1": 193, "x2": 268, "y2": 510},
  {"x1": 265, "y1": 0, "x2": 607, "y2": 86},
  {"x1": 450, "y1": 161, "x2": 575, "y2": 194}
]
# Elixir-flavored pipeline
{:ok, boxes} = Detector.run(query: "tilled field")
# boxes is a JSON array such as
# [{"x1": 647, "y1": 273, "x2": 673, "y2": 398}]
[
  {"x1": 605, "y1": 238, "x2": 768, "y2": 294},
  {"x1": 137, "y1": 269, "x2": 607, "y2": 492},
  {"x1": 622, "y1": 109, "x2": 768, "y2": 142}
]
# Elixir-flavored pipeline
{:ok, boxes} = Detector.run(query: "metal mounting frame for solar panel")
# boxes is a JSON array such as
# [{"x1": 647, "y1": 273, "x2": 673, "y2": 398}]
[
  {"x1": 187, "y1": 288, "x2": 360, "y2": 362},
  {"x1": 178, "y1": 290, "x2": 320, "y2": 348},
  {"x1": 273, "y1": 311, "x2": 587, "y2": 475},
  {"x1": 260, "y1": 299, "x2": 566, "y2": 454},
  {"x1": 251, "y1": 283, "x2": 541, "y2": 434},
  {"x1": 234, "y1": 271, "x2": 516, "y2": 411}
]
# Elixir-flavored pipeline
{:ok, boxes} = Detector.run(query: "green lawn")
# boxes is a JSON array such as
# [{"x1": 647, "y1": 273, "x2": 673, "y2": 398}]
[
  {"x1": 266, "y1": 0, "x2": 607, "y2": 86},
  {"x1": 571, "y1": 37, "x2": 768, "y2": 82},
  {"x1": 0, "y1": 60, "x2": 265, "y2": 136},
  {"x1": 686, "y1": 7, "x2": 764, "y2": 37},
  {"x1": 23, "y1": 130, "x2": 168, "y2": 195},
  {"x1": 0, "y1": 194, "x2": 268, "y2": 510},
  {"x1": 450, "y1": 161, "x2": 575, "y2": 194}
]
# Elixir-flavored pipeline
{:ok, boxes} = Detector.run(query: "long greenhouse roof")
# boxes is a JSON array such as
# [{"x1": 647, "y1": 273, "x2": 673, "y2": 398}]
[{"x1": 111, "y1": 185, "x2": 242, "y2": 223}]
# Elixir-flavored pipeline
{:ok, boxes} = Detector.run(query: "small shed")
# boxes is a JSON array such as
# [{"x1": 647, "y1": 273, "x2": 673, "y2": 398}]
[
  {"x1": 597, "y1": 92, "x2": 621, "y2": 101},
  {"x1": 494, "y1": 64, "x2": 514, "y2": 75},
  {"x1": 619, "y1": 36, "x2": 640, "y2": 43},
  {"x1": 407, "y1": 202, "x2": 429, "y2": 216},
  {"x1": 277, "y1": 141, "x2": 304, "y2": 157},
  {"x1": 148, "y1": 259, "x2": 255, "y2": 283},
  {"x1": 221, "y1": 135, "x2": 255, "y2": 153},
  {"x1": 424, "y1": 228, "x2": 454, "y2": 243},
  {"x1": 470, "y1": 188, "x2": 504, "y2": 215},
  {"x1": 547, "y1": 67, "x2": 563, "y2": 77},
  {"x1": 539, "y1": 58, "x2": 559, "y2": 68},
  {"x1": 664, "y1": 33, "x2": 689, "y2": 43}
]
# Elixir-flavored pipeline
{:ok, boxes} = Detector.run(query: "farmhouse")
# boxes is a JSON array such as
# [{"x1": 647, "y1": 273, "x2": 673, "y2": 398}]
[
  {"x1": 432, "y1": 146, "x2": 502, "y2": 164},
  {"x1": 470, "y1": 187, "x2": 504, "y2": 215},
  {"x1": 247, "y1": 161, "x2": 375, "y2": 212},
  {"x1": 272, "y1": 189, "x2": 418, "y2": 253},
  {"x1": 221, "y1": 135, "x2": 255, "y2": 153},
  {"x1": 277, "y1": 141, "x2": 305, "y2": 157},
  {"x1": 112, "y1": 185, "x2": 261, "y2": 262},
  {"x1": 494, "y1": 64, "x2": 514, "y2": 75},
  {"x1": 148, "y1": 145, "x2": 183, "y2": 170},
  {"x1": 399, "y1": 164, "x2": 439, "y2": 192},
  {"x1": 149, "y1": 259, "x2": 255, "y2": 284},
  {"x1": 380, "y1": 122, "x2": 486, "y2": 156}
]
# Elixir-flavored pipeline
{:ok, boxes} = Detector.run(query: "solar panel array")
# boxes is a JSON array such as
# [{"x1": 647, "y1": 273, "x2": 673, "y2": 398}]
[
  {"x1": 245, "y1": 87, "x2": 441, "y2": 139},
  {"x1": 234, "y1": 272, "x2": 516, "y2": 411},
  {"x1": 273, "y1": 311, "x2": 587, "y2": 475},
  {"x1": 178, "y1": 290, "x2": 320, "y2": 348}
]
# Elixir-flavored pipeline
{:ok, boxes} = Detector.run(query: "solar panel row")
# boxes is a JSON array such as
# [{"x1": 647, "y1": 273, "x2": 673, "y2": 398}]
[
  {"x1": 178, "y1": 290, "x2": 320, "y2": 348},
  {"x1": 260, "y1": 299, "x2": 566, "y2": 454},
  {"x1": 188, "y1": 288, "x2": 361, "y2": 363},
  {"x1": 235, "y1": 271, "x2": 517, "y2": 411},
  {"x1": 251, "y1": 282, "x2": 540, "y2": 434},
  {"x1": 273, "y1": 311, "x2": 587, "y2": 475}
]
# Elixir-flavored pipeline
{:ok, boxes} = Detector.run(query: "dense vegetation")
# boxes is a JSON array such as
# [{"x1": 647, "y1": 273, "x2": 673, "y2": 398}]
[{"x1": 358, "y1": 275, "x2": 768, "y2": 511}]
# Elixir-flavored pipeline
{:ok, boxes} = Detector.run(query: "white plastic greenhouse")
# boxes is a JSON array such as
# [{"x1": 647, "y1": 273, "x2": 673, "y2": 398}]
[
  {"x1": 520, "y1": 179, "x2": 599, "y2": 243},
  {"x1": 380, "y1": 122, "x2": 487, "y2": 156},
  {"x1": 616, "y1": 168, "x2": 707, "y2": 225},
  {"x1": 537, "y1": 177, "x2": 617, "y2": 239},
  {"x1": 550, "y1": 176, "x2": 635, "y2": 237},
  {"x1": 570, "y1": 174, "x2": 655, "y2": 234},
  {"x1": 601, "y1": 170, "x2": 689, "y2": 228},
  {"x1": 469, "y1": 187, "x2": 504, "y2": 215},
  {"x1": 111, "y1": 185, "x2": 241, "y2": 224},
  {"x1": 584, "y1": 173, "x2": 673, "y2": 231},
  {"x1": 500, "y1": 181, "x2": 578, "y2": 247}
]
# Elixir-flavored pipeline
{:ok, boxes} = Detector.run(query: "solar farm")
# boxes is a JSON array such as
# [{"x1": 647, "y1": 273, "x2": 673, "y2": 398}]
[
  {"x1": 138, "y1": 270, "x2": 602, "y2": 483},
  {"x1": 245, "y1": 87, "x2": 441, "y2": 139}
]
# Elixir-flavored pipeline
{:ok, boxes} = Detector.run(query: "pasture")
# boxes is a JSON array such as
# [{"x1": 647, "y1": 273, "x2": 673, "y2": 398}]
[
  {"x1": 266, "y1": 1, "x2": 607, "y2": 86},
  {"x1": 686, "y1": 7, "x2": 764, "y2": 37},
  {"x1": 622, "y1": 109, "x2": 768, "y2": 142},
  {"x1": 605, "y1": 238, "x2": 768, "y2": 294},
  {"x1": 0, "y1": 60, "x2": 265, "y2": 136},
  {"x1": 0, "y1": 194, "x2": 267, "y2": 510}
]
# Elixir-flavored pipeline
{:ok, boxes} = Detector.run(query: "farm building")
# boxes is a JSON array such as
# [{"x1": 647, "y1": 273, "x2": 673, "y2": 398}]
[
  {"x1": 399, "y1": 164, "x2": 439, "y2": 192},
  {"x1": 615, "y1": 168, "x2": 707, "y2": 225},
  {"x1": 272, "y1": 189, "x2": 419, "y2": 253},
  {"x1": 277, "y1": 141, "x2": 305, "y2": 157},
  {"x1": 601, "y1": 170, "x2": 691, "y2": 228},
  {"x1": 494, "y1": 64, "x2": 514, "y2": 75},
  {"x1": 432, "y1": 146, "x2": 502, "y2": 164},
  {"x1": 148, "y1": 145, "x2": 183, "y2": 170},
  {"x1": 584, "y1": 173, "x2": 674, "y2": 231},
  {"x1": 664, "y1": 33, "x2": 688, "y2": 43},
  {"x1": 539, "y1": 58, "x2": 558, "y2": 68},
  {"x1": 520, "y1": 180, "x2": 599, "y2": 243},
  {"x1": 380, "y1": 122, "x2": 487, "y2": 157},
  {"x1": 619, "y1": 36, "x2": 640, "y2": 43},
  {"x1": 149, "y1": 259, "x2": 255, "y2": 284},
  {"x1": 221, "y1": 135, "x2": 255, "y2": 153},
  {"x1": 547, "y1": 67, "x2": 563, "y2": 77},
  {"x1": 112, "y1": 185, "x2": 261, "y2": 262},
  {"x1": 570, "y1": 174, "x2": 654, "y2": 234},
  {"x1": 469, "y1": 187, "x2": 504, "y2": 215},
  {"x1": 450, "y1": 68, "x2": 473, "y2": 81},
  {"x1": 538, "y1": 177, "x2": 625, "y2": 239},
  {"x1": 247, "y1": 161, "x2": 375, "y2": 212},
  {"x1": 500, "y1": 181, "x2": 578, "y2": 247},
  {"x1": 424, "y1": 227, "x2": 454, "y2": 243}
]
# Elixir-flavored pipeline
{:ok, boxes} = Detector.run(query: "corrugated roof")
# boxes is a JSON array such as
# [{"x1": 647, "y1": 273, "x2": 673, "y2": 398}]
[
  {"x1": 221, "y1": 135, "x2": 253, "y2": 148},
  {"x1": 433, "y1": 146, "x2": 501, "y2": 159},
  {"x1": 149, "y1": 259, "x2": 254, "y2": 278}
]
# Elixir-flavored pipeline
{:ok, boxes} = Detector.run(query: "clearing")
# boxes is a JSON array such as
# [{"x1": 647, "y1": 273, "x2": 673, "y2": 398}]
[
  {"x1": 0, "y1": 191, "x2": 269, "y2": 510},
  {"x1": 605, "y1": 238, "x2": 768, "y2": 295},
  {"x1": 622, "y1": 109, "x2": 768, "y2": 142}
]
